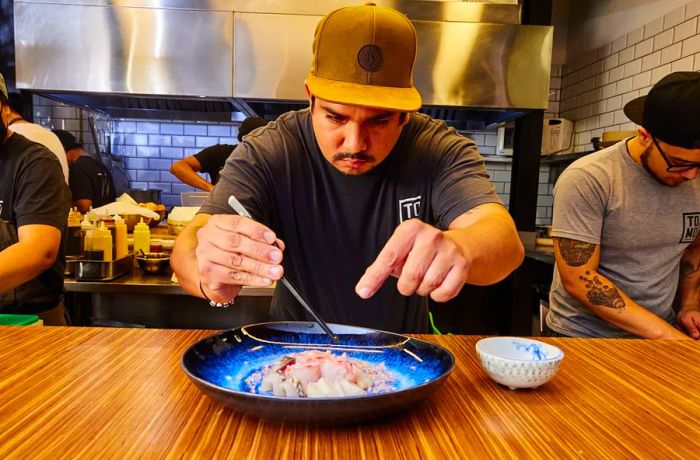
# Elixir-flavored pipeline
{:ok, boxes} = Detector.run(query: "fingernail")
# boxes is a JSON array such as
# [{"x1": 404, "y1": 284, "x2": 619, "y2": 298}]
[
  {"x1": 269, "y1": 266, "x2": 283, "y2": 277},
  {"x1": 269, "y1": 251, "x2": 282, "y2": 263},
  {"x1": 357, "y1": 287, "x2": 370, "y2": 299},
  {"x1": 264, "y1": 231, "x2": 275, "y2": 244}
]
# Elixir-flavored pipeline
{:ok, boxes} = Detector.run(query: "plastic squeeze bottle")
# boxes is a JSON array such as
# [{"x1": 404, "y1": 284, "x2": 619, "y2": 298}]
[
  {"x1": 92, "y1": 221, "x2": 113, "y2": 262},
  {"x1": 113, "y1": 214, "x2": 128, "y2": 259},
  {"x1": 133, "y1": 218, "x2": 151, "y2": 256}
]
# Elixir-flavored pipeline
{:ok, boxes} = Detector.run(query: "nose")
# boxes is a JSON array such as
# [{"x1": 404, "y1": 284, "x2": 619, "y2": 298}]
[
  {"x1": 341, "y1": 123, "x2": 367, "y2": 153},
  {"x1": 679, "y1": 168, "x2": 699, "y2": 180}
]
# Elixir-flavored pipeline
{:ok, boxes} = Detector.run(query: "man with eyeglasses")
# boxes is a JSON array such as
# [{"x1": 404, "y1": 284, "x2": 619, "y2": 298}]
[{"x1": 547, "y1": 71, "x2": 700, "y2": 339}]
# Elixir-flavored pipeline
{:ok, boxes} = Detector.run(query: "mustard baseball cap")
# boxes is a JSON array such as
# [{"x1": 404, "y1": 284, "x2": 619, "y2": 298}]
[{"x1": 306, "y1": 2, "x2": 422, "y2": 112}]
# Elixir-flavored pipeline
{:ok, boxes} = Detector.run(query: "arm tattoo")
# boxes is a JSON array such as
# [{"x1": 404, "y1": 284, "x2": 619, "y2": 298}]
[
  {"x1": 557, "y1": 238, "x2": 596, "y2": 267},
  {"x1": 580, "y1": 271, "x2": 625, "y2": 309}
]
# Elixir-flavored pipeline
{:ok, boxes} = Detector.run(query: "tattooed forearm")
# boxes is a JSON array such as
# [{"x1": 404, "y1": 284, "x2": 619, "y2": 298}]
[
  {"x1": 580, "y1": 271, "x2": 625, "y2": 309},
  {"x1": 557, "y1": 238, "x2": 596, "y2": 267}
]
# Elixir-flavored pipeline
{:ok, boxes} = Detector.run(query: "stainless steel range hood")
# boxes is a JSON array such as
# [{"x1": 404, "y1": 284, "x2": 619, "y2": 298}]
[{"x1": 13, "y1": 0, "x2": 552, "y2": 128}]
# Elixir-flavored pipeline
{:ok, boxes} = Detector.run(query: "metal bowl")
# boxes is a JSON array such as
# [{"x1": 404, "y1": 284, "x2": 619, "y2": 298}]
[
  {"x1": 181, "y1": 321, "x2": 455, "y2": 424},
  {"x1": 135, "y1": 252, "x2": 170, "y2": 274}
]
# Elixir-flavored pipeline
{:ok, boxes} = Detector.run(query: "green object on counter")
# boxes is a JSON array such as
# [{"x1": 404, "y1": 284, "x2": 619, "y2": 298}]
[{"x1": 0, "y1": 314, "x2": 41, "y2": 326}]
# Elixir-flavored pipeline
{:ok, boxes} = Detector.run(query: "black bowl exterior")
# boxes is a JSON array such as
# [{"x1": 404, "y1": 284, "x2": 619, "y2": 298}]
[{"x1": 181, "y1": 322, "x2": 455, "y2": 425}]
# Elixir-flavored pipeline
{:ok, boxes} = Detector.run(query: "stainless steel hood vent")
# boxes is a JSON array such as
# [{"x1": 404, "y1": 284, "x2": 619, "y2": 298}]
[{"x1": 14, "y1": 1, "x2": 551, "y2": 126}]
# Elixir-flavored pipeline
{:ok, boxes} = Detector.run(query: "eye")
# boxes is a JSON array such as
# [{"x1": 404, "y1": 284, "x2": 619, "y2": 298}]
[
  {"x1": 369, "y1": 118, "x2": 390, "y2": 126},
  {"x1": 326, "y1": 114, "x2": 344, "y2": 124}
]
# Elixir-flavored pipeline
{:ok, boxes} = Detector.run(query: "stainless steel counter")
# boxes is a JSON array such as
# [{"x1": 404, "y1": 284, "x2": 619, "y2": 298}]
[
  {"x1": 65, "y1": 271, "x2": 274, "y2": 296},
  {"x1": 524, "y1": 244, "x2": 555, "y2": 265}
]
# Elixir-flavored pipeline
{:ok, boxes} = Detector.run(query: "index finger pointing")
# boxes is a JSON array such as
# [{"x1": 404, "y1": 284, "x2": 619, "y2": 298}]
[{"x1": 355, "y1": 221, "x2": 420, "y2": 299}]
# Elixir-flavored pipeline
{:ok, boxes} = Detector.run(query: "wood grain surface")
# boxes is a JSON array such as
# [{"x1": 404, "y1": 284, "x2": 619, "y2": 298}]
[{"x1": 0, "y1": 326, "x2": 698, "y2": 459}]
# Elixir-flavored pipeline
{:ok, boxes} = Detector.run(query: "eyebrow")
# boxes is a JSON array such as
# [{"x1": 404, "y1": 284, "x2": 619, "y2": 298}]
[{"x1": 321, "y1": 106, "x2": 394, "y2": 122}]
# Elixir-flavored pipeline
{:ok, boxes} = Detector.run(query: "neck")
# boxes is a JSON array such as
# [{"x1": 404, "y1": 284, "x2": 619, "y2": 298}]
[{"x1": 625, "y1": 136, "x2": 644, "y2": 166}]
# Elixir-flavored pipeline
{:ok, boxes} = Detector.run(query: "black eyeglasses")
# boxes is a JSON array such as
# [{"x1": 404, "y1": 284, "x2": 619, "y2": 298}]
[{"x1": 653, "y1": 136, "x2": 700, "y2": 172}]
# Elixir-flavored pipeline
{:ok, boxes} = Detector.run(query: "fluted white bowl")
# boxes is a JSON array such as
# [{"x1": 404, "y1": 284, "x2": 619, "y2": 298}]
[{"x1": 476, "y1": 337, "x2": 564, "y2": 390}]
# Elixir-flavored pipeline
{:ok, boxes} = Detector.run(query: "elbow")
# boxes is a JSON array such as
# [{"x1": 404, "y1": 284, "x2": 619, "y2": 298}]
[{"x1": 36, "y1": 246, "x2": 59, "y2": 272}]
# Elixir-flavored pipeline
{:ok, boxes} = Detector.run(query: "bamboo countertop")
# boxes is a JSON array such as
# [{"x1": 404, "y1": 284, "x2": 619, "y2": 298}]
[{"x1": 0, "y1": 327, "x2": 698, "y2": 459}]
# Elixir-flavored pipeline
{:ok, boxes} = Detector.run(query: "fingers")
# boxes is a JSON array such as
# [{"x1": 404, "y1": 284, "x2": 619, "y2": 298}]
[
  {"x1": 356, "y1": 219, "x2": 470, "y2": 301},
  {"x1": 197, "y1": 214, "x2": 284, "y2": 290},
  {"x1": 355, "y1": 220, "x2": 420, "y2": 299},
  {"x1": 681, "y1": 312, "x2": 700, "y2": 339}
]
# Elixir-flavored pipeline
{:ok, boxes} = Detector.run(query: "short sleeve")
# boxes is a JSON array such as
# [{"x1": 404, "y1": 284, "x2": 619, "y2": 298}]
[
  {"x1": 551, "y1": 166, "x2": 609, "y2": 245},
  {"x1": 15, "y1": 151, "x2": 70, "y2": 229}
]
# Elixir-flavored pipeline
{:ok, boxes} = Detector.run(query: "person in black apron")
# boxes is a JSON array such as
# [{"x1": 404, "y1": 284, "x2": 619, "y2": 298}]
[{"x1": 0, "y1": 73, "x2": 71, "y2": 325}]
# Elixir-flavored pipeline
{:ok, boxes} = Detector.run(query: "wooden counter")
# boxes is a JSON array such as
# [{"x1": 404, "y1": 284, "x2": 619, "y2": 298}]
[{"x1": 0, "y1": 326, "x2": 698, "y2": 458}]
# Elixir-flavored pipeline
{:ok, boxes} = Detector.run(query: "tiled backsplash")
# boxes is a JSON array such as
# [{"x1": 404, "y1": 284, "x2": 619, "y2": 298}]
[{"x1": 34, "y1": 97, "x2": 553, "y2": 220}]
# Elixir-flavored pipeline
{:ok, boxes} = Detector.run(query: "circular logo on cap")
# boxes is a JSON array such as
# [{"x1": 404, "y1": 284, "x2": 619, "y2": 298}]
[{"x1": 357, "y1": 45, "x2": 383, "y2": 72}]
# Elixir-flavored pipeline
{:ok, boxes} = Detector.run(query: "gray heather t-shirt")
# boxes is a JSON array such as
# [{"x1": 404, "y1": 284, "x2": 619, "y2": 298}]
[
  {"x1": 199, "y1": 109, "x2": 503, "y2": 333},
  {"x1": 547, "y1": 140, "x2": 700, "y2": 338}
]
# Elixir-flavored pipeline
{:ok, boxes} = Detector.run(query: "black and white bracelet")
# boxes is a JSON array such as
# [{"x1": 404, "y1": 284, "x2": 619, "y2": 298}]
[{"x1": 199, "y1": 281, "x2": 236, "y2": 308}]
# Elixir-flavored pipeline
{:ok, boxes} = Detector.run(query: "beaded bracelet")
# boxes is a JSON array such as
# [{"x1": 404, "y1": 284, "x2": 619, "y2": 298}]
[{"x1": 199, "y1": 281, "x2": 236, "y2": 308}]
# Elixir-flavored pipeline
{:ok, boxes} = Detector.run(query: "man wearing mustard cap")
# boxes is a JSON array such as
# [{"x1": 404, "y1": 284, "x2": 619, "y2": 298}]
[
  {"x1": 548, "y1": 71, "x2": 700, "y2": 340},
  {"x1": 172, "y1": 3, "x2": 524, "y2": 333},
  {"x1": 0, "y1": 72, "x2": 71, "y2": 325}
]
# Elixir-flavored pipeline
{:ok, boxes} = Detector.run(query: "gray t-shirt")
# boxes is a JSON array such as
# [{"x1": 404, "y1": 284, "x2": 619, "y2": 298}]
[
  {"x1": 547, "y1": 140, "x2": 700, "y2": 337},
  {"x1": 200, "y1": 109, "x2": 503, "y2": 333}
]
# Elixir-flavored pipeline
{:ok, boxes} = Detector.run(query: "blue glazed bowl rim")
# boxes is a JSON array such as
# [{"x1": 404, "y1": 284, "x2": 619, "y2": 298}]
[{"x1": 181, "y1": 321, "x2": 456, "y2": 402}]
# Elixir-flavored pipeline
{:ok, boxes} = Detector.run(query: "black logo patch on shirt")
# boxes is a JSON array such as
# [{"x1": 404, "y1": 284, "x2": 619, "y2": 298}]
[
  {"x1": 399, "y1": 196, "x2": 421, "y2": 222},
  {"x1": 680, "y1": 212, "x2": 700, "y2": 243}
]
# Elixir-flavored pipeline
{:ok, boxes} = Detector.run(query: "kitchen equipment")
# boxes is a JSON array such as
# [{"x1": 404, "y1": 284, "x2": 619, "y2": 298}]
[
  {"x1": 475, "y1": 337, "x2": 563, "y2": 390},
  {"x1": 135, "y1": 252, "x2": 171, "y2": 275},
  {"x1": 75, "y1": 253, "x2": 133, "y2": 281},
  {"x1": 227, "y1": 195, "x2": 338, "y2": 343},
  {"x1": 541, "y1": 118, "x2": 573, "y2": 155},
  {"x1": 181, "y1": 321, "x2": 454, "y2": 424},
  {"x1": 127, "y1": 188, "x2": 162, "y2": 204},
  {"x1": 601, "y1": 130, "x2": 636, "y2": 148}
]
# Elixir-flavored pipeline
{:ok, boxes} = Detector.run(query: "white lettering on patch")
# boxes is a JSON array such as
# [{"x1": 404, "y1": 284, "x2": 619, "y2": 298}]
[{"x1": 399, "y1": 196, "x2": 421, "y2": 222}]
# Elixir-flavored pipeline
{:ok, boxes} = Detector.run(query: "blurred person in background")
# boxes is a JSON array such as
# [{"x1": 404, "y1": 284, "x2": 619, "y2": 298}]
[
  {"x1": 169, "y1": 116, "x2": 268, "y2": 192},
  {"x1": 7, "y1": 91, "x2": 69, "y2": 184},
  {"x1": 0, "y1": 73, "x2": 71, "y2": 325},
  {"x1": 53, "y1": 129, "x2": 116, "y2": 212}
]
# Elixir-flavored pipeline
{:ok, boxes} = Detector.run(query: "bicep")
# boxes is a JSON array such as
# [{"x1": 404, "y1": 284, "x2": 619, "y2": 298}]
[
  {"x1": 448, "y1": 203, "x2": 512, "y2": 230},
  {"x1": 553, "y1": 237, "x2": 601, "y2": 288},
  {"x1": 17, "y1": 224, "x2": 62, "y2": 256},
  {"x1": 183, "y1": 156, "x2": 203, "y2": 171}
]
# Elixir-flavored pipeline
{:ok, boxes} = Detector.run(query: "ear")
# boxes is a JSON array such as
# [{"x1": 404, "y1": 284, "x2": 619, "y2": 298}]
[
  {"x1": 304, "y1": 83, "x2": 313, "y2": 105},
  {"x1": 637, "y1": 126, "x2": 653, "y2": 148}
]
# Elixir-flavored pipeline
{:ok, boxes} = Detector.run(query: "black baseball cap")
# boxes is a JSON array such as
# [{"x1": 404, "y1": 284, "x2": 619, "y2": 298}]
[
  {"x1": 52, "y1": 129, "x2": 82, "y2": 152},
  {"x1": 237, "y1": 117, "x2": 267, "y2": 142},
  {"x1": 623, "y1": 71, "x2": 700, "y2": 149}
]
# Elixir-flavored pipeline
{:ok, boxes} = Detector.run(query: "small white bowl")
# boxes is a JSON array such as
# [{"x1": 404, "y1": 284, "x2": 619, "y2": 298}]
[{"x1": 475, "y1": 337, "x2": 564, "y2": 390}]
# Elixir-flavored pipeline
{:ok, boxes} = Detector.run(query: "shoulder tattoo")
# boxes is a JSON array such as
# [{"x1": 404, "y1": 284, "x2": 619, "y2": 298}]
[
  {"x1": 557, "y1": 238, "x2": 595, "y2": 267},
  {"x1": 580, "y1": 271, "x2": 625, "y2": 309}
]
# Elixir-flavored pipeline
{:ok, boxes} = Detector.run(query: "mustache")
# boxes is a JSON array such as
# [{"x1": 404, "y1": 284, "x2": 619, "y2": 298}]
[{"x1": 332, "y1": 152, "x2": 375, "y2": 162}]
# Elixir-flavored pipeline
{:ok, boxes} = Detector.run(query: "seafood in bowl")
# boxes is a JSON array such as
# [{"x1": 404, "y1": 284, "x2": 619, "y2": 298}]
[{"x1": 245, "y1": 350, "x2": 394, "y2": 398}]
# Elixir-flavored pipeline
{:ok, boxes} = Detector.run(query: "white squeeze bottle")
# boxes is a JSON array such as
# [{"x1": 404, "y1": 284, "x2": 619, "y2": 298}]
[
  {"x1": 113, "y1": 214, "x2": 128, "y2": 259},
  {"x1": 133, "y1": 218, "x2": 151, "y2": 256}
]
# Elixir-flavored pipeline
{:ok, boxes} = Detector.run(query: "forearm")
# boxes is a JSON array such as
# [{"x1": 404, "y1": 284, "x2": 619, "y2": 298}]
[
  {"x1": 677, "y1": 247, "x2": 700, "y2": 314},
  {"x1": 563, "y1": 270, "x2": 685, "y2": 339},
  {"x1": 446, "y1": 212, "x2": 524, "y2": 285},
  {"x1": 0, "y1": 241, "x2": 55, "y2": 291},
  {"x1": 170, "y1": 163, "x2": 213, "y2": 192}
]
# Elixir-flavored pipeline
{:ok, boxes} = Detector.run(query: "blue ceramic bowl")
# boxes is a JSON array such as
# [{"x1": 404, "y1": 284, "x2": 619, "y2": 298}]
[{"x1": 181, "y1": 321, "x2": 455, "y2": 424}]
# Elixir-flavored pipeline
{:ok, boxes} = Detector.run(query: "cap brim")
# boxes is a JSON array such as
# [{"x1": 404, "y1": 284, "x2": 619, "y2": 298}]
[
  {"x1": 306, "y1": 74, "x2": 422, "y2": 112},
  {"x1": 623, "y1": 95, "x2": 645, "y2": 125}
]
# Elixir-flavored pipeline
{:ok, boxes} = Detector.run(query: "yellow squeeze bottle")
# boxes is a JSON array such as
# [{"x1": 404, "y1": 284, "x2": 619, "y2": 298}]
[
  {"x1": 113, "y1": 214, "x2": 128, "y2": 259},
  {"x1": 133, "y1": 218, "x2": 151, "y2": 256},
  {"x1": 92, "y1": 221, "x2": 113, "y2": 262}
]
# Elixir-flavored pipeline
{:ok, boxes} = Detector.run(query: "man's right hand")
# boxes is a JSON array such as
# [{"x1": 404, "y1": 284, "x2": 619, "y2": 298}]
[{"x1": 195, "y1": 214, "x2": 284, "y2": 303}]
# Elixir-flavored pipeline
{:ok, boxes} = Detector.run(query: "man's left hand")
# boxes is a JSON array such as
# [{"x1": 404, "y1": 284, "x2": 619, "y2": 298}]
[
  {"x1": 355, "y1": 219, "x2": 471, "y2": 302},
  {"x1": 678, "y1": 307, "x2": 700, "y2": 339}
]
